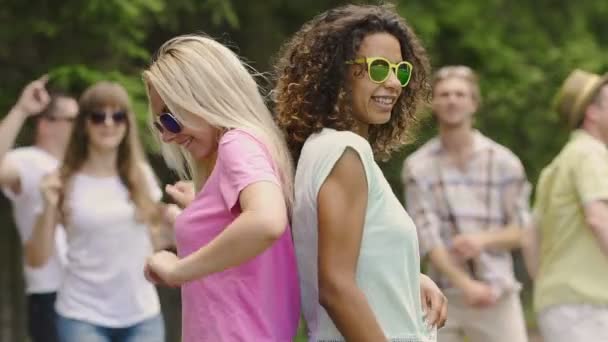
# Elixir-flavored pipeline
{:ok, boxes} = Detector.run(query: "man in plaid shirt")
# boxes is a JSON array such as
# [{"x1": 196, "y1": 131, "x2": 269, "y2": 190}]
[{"x1": 403, "y1": 66, "x2": 530, "y2": 342}]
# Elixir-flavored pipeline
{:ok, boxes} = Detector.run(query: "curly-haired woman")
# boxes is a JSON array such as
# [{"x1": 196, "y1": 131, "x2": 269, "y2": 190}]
[{"x1": 274, "y1": 4, "x2": 447, "y2": 341}]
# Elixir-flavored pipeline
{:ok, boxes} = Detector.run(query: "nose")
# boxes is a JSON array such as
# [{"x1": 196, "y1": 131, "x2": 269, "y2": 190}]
[
  {"x1": 446, "y1": 93, "x2": 459, "y2": 104},
  {"x1": 103, "y1": 115, "x2": 114, "y2": 127},
  {"x1": 383, "y1": 69, "x2": 402, "y2": 90}
]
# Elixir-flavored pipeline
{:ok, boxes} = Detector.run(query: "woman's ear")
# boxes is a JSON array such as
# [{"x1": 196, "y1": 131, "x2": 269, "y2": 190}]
[{"x1": 351, "y1": 63, "x2": 366, "y2": 79}]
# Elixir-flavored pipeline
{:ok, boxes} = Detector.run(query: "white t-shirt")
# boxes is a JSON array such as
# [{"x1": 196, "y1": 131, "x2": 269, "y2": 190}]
[
  {"x1": 2, "y1": 146, "x2": 67, "y2": 294},
  {"x1": 55, "y1": 165, "x2": 162, "y2": 327},
  {"x1": 292, "y1": 129, "x2": 436, "y2": 341}
]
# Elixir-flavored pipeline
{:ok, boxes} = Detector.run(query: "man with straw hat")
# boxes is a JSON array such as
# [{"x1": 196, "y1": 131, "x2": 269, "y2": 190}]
[{"x1": 523, "y1": 69, "x2": 608, "y2": 342}]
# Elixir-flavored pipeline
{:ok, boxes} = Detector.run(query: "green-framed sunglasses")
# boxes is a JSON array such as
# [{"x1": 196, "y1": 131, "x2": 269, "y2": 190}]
[{"x1": 346, "y1": 57, "x2": 413, "y2": 87}]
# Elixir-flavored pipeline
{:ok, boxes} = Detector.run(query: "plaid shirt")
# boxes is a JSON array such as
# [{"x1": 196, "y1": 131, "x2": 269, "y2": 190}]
[{"x1": 403, "y1": 131, "x2": 531, "y2": 293}]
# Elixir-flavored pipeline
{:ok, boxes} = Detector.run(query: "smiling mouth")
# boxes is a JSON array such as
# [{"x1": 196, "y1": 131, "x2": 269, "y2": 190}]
[
  {"x1": 371, "y1": 96, "x2": 396, "y2": 106},
  {"x1": 179, "y1": 137, "x2": 193, "y2": 148}
]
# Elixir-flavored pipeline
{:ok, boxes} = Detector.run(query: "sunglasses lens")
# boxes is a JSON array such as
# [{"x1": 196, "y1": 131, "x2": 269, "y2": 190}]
[
  {"x1": 159, "y1": 113, "x2": 181, "y2": 134},
  {"x1": 397, "y1": 63, "x2": 412, "y2": 87},
  {"x1": 89, "y1": 112, "x2": 105, "y2": 124},
  {"x1": 369, "y1": 59, "x2": 390, "y2": 83},
  {"x1": 112, "y1": 111, "x2": 127, "y2": 123}
]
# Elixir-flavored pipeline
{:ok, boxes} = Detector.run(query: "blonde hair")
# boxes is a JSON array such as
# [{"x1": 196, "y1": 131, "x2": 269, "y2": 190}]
[
  {"x1": 143, "y1": 34, "x2": 294, "y2": 208},
  {"x1": 432, "y1": 65, "x2": 481, "y2": 105}
]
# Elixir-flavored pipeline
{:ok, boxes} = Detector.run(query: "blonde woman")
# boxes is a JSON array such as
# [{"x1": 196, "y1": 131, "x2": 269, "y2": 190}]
[
  {"x1": 142, "y1": 35, "x2": 300, "y2": 342},
  {"x1": 30, "y1": 81, "x2": 165, "y2": 342}
]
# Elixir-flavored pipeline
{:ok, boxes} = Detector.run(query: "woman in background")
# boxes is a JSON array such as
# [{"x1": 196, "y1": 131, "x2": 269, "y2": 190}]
[{"x1": 31, "y1": 81, "x2": 165, "y2": 342}]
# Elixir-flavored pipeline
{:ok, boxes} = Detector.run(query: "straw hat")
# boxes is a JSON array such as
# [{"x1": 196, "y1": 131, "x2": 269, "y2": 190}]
[{"x1": 555, "y1": 69, "x2": 608, "y2": 128}]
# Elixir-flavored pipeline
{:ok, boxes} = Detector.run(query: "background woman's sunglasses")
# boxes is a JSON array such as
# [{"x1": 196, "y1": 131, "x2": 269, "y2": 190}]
[
  {"x1": 87, "y1": 111, "x2": 127, "y2": 125},
  {"x1": 153, "y1": 112, "x2": 182, "y2": 134},
  {"x1": 346, "y1": 56, "x2": 413, "y2": 87}
]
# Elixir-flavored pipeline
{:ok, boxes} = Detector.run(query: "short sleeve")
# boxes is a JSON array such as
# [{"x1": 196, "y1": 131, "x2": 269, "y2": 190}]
[
  {"x1": 2, "y1": 151, "x2": 39, "y2": 201},
  {"x1": 573, "y1": 152, "x2": 608, "y2": 204},
  {"x1": 307, "y1": 131, "x2": 376, "y2": 198},
  {"x1": 217, "y1": 130, "x2": 280, "y2": 210},
  {"x1": 500, "y1": 156, "x2": 532, "y2": 228},
  {"x1": 531, "y1": 183, "x2": 543, "y2": 226},
  {"x1": 140, "y1": 162, "x2": 162, "y2": 202}
]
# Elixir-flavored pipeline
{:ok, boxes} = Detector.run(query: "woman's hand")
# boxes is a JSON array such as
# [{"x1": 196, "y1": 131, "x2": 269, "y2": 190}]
[
  {"x1": 419, "y1": 274, "x2": 448, "y2": 328},
  {"x1": 145, "y1": 250, "x2": 183, "y2": 287},
  {"x1": 40, "y1": 172, "x2": 62, "y2": 208}
]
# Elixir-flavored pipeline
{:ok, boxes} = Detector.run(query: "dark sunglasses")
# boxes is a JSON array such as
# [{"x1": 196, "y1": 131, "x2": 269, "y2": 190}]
[
  {"x1": 87, "y1": 111, "x2": 128, "y2": 125},
  {"x1": 153, "y1": 112, "x2": 182, "y2": 134}
]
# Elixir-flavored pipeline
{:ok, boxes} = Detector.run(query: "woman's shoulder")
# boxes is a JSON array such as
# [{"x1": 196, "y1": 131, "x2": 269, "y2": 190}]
[
  {"x1": 218, "y1": 128, "x2": 272, "y2": 157},
  {"x1": 219, "y1": 128, "x2": 264, "y2": 146},
  {"x1": 302, "y1": 128, "x2": 372, "y2": 157},
  {"x1": 297, "y1": 128, "x2": 375, "y2": 184}
]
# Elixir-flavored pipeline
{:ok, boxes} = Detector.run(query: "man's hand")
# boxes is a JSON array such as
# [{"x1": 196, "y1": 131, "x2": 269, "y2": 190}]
[
  {"x1": 460, "y1": 278, "x2": 497, "y2": 308},
  {"x1": 452, "y1": 233, "x2": 486, "y2": 260},
  {"x1": 13, "y1": 75, "x2": 51, "y2": 117}
]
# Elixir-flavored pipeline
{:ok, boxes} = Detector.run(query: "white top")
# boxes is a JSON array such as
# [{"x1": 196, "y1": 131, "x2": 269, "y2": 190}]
[
  {"x1": 2, "y1": 147, "x2": 67, "y2": 294},
  {"x1": 292, "y1": 128, "x2": 436, "y2": 342},
  {"x1": 55, "y1": 166, "x2": 162, "y2": 327}
]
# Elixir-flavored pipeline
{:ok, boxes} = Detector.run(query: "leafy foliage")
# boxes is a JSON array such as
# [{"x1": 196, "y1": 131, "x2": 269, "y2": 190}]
[{"x1": 1, "y1": 0, "x2": 607, "y2": 189}]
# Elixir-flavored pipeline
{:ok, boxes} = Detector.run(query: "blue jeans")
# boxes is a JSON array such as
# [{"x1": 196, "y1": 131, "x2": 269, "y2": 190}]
[
  {"x1": 56, "y1": 314, "x2": 165, "y2": 342},
  {"x1": 28, "y1": 292, "x2": 59, "y2": 342}
]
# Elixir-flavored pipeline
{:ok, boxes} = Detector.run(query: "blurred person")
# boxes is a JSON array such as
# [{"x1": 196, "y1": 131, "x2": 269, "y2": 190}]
[
  {"x1": 29, "y1": 81, "x2": 165, "y2": 342},
  {"x1": 142, "y1": 34, "x2": 300, "y2": 342},
  {"x1": 403, "y1": 65, "x2": 530, "y2": 342},
  {"x1": 274, "y1": 5, "x2": 446, "y2": 341},
  {"x1": 0, "y1": 76, "x2": 78, "y2": 342},
  {"x1": 522, "y1": 69, "x2": 608, "y2": 342}
]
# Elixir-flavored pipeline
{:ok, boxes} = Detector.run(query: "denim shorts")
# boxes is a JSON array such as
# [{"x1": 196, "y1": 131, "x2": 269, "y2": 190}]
[{"x1": 56, "y1": 313, "x2": 165, "y2": 342}]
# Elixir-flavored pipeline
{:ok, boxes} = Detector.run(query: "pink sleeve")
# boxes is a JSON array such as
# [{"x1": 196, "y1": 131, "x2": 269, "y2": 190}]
[{"x1": 217, "y1": 130, "x2": 280, "y2": 210}]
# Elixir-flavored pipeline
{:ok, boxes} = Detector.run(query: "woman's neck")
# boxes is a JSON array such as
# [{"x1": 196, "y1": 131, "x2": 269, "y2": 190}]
[
  {"x1": 353, "y1": 121, "x2": 369, "y2": 139},
  {"x1": 81, "y1": 147, "x2": 119, "y2": 177}
]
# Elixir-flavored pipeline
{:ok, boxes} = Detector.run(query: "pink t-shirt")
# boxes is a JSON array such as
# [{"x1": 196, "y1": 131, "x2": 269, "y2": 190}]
[{"x1": 174, "y1": 129, "x2": 300, "y2": 342}]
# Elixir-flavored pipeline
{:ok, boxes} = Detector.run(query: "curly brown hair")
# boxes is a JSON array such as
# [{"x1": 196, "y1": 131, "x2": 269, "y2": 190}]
[{"x1": 273, "y1": 4, "x2": 430, "y2": 162}]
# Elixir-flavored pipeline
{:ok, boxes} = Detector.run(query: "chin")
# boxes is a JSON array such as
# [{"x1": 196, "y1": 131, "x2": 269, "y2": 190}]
[
  {"x1": 442, "y1": 119, "x2": 468, "y2": 128},
  {"x1": 370, "y1": 112, "x2": 392, "y2": 125},
  {"x1": 440, "y1": 112, "x2": 471, "y2": 126},
  {"x1": 189, "y1": 147, "x2": 211, "y2": 161},
  {"x1": 94, "y1": 139, "x2": 122, "y2": 150}
]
